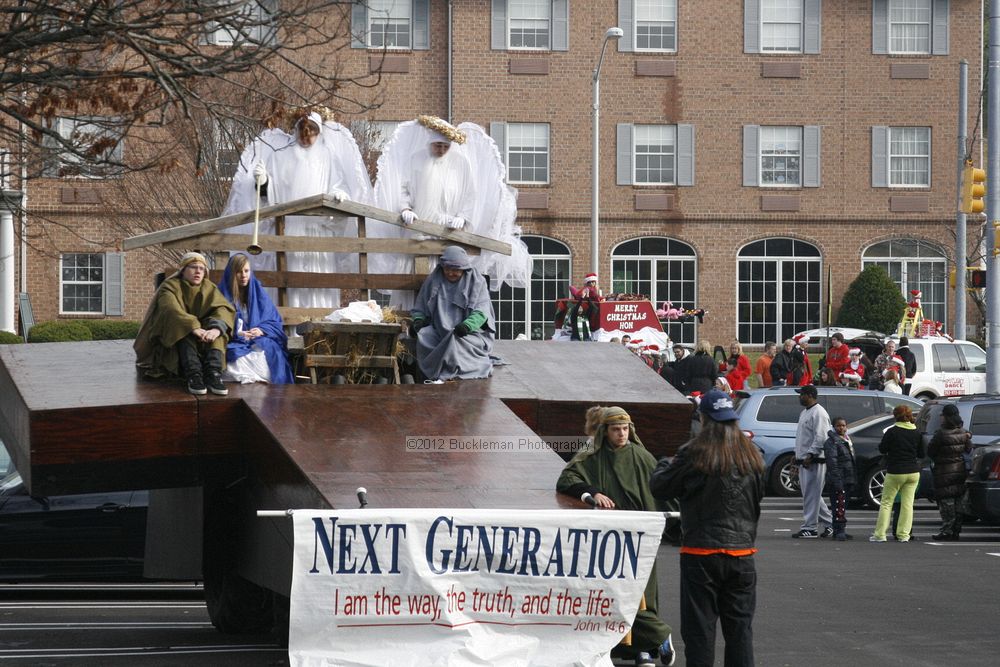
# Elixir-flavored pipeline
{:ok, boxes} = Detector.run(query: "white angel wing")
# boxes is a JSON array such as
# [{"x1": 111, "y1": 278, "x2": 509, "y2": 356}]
[
  {"x1": 319, "y1": 120, "x2": 374, "y2": 204},
  {"x1": 457, "y1": 122, "x2": 531, "y2": 290},
  {"x1": 368, "y1": 119, "x2": 434, "y2": 274}
]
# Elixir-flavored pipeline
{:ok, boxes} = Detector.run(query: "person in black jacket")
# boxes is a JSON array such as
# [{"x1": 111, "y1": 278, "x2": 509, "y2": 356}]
[
  {"x1": 822, "y1": 417, "x2": 857, "y2": 541},
  {"x1": 871, "y1": 404, "x2": 926, "y2": 542},
  {"x1": 896, "y1": 336, "x2": 918, "y2": 395},
  {"x1": 650, "y1": 389, "x2": 765, "y2": 667},
  {"x1": 928, "y1": 403, "x2": 972, "y2": 540},
  {"x1": 682, "y1": 339, "x2": 718, "y2": 394}
]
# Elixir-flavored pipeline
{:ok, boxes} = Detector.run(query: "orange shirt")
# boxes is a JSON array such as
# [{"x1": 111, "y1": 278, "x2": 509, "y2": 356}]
[
  {"x1": 754, "y1": 355, "x2": 773, "y2": 387},
  {"x1": 680, "y1": 547, "x2": 758, "y2": 557}
]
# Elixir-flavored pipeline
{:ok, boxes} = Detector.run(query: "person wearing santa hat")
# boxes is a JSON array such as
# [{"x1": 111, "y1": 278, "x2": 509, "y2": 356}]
[
  {"x1": 840, "y1": 348, "x2": 867, "y2": 388},
  {"x1": 566, "y1": 272, "x2": 604, "y2": 340},
  {"x1": 882, "y1": 356, "x2": 905, "y2": 393}
]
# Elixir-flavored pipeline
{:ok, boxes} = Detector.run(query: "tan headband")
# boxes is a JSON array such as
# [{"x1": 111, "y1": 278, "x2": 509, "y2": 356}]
[{"x1": 602, "y1": 412, "x2": 632, "y2": 425}]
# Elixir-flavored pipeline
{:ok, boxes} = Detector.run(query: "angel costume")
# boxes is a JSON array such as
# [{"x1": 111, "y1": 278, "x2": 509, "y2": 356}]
[
  {"x1": 370, "y1": 117, "x2": 531, "y2": 307},
  {"x1": 222, "y1": 111, "x2": 373, "y2": 309}
]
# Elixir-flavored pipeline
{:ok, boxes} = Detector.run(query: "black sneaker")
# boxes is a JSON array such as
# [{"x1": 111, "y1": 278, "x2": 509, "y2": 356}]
[
  {"x1": 820, "y1": 526, "x2": 834, "y2": 538},
  {"x1": 635, "y1": 652, "x2": 656, "y2": 667},
  {"x1": 205, "y1": 371, "x2": 228, "y2": 396},
  {"x1": 187, "y1": 374, "x2": 207, "y2": 396},
  {"x1": 792, "y1": 529, "x2": 818, "y2": 539}
]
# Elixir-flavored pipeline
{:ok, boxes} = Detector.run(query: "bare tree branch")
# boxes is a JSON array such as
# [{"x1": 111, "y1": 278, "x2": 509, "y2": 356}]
[{"x1": 0, "y1": 0, "x2": 386, "y2": 182}]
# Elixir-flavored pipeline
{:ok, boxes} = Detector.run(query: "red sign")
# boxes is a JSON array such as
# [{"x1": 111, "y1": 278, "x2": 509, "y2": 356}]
[{"x1": 597, "y1": 301, "x2": 662, "y2": 334}]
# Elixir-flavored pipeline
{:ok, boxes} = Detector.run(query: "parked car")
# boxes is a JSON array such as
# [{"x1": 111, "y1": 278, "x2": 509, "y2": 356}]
[
  {"x1": 792, "y1": 326, "x2": 888, "y2": 364},
  {"x1": 902, "y1": 339, "x2": 986, "y2": 399},
  {"x1": 733, "y1": 386, "x2": 922, "y2": 496},
  {"x1": 967, "y1": 441, "x2": 1000, "y2": 524},
  {"x1": 0, "y1": 439, "x2": 149, "y2": 581},
  {"x1": 916, "y1": 395, "x2": 1000, "y2": 523}
]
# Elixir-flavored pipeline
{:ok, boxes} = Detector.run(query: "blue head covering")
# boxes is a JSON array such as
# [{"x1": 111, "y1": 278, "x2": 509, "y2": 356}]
[{"x1": 219, "y1": 254, "x2": 294, "y2": 384}]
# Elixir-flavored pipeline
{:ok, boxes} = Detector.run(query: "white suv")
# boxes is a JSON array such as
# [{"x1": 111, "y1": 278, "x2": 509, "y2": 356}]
[{"x1": 903, "y1": 339, "x2": 986, "y2": 399}]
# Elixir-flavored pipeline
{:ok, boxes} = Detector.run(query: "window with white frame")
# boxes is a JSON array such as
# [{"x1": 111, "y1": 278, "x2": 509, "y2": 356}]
[
  {"x1": 368, "y1": 0, "x2": 412, "y2": 48},
  {"x1": 44, "y1": 117, "x2": 124, "y2": 178},
  {"x1": 889, "y1": 0, "x2": 932, "y2": 54},
  {"x1": 737, "y1": 238, "x2": 820, "y2": 345},
  {"x1": 635, "y1": 0, "x2": 677, "y2": 51},
  {"x1": 490, "y1": 236, "x2": 571, "y2": 340},
  {"x1": 761, "y1": 0, "x2": 803, "y2": 52},
  {"x1": 506, "y1": 123, "x2": 549, "y2": 184},
  {"x1": 612, "y1": 237, "x2": 697, "y2": 345},
  {"x1": 60, "y1": 253, "x2": 105, "y2": 314},
  {"x1": 760, "y1": 126, "x2": 802, "y2": 187},
  {"x1": 633, "y1": 125, "x2": 676, "y2": 185},
  {"x1": 863, "y1": 239, "x2": 946, "y2": 326},
  {"x1": 205, "y1": 0, "x2": 277, "y2": 46},
  {"x1": 509, "y1": 0, "x2": 550, "y2": 49},
  {"x1": 889, "y1": 126, "x2": 930, "y2": 187}
]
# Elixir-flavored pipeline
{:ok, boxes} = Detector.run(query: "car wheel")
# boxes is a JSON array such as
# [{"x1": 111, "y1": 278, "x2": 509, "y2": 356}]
[
  {"x1": 863, "y1": 466, "x2": 887, "y2": 510},
  {"x1": 915, "y1": 392, "x2": 936, "y2": 401},
  {"x1": 771, "y1": 454, "x2": 801, "y2": 496}
]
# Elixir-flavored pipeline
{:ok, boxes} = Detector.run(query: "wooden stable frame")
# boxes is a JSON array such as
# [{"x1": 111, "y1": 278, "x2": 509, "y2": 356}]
[{"x1": 126, "y1": 196, "x2": 510, "y2": 323}]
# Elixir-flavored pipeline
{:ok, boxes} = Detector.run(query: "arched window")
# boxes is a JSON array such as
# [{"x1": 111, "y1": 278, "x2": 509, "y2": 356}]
[
  {"x1": 491, "y1": 236, "x2": 571, "y2": 340},
  {"x1": 611, "y1": 237, "x2": 697, "y2": 345},
  {"x1": 738, "y1": 238, "x2": 821, "y2": 344},
  {"x1": 862, "y1": 239, "x2": 947, "y2": 325}
]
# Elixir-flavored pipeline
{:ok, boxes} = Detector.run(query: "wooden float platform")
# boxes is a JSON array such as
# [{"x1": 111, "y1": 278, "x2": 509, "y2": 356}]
[{"x1": 0, "y1": 339, "x2": 692, "y2": 507}]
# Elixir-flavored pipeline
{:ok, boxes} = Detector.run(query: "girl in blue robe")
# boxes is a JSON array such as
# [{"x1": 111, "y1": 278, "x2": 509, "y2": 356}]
[{"x1": 218, "y1": 253, "x2": 294, "y2": 384}]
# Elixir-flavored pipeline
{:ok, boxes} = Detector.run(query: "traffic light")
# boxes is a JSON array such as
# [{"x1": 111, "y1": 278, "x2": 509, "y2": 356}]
[
  {"x1": 970, "y1": 269, "x2": 987, "y2": 289},
  {"x1": 960, "y1": 162, "x2": 986, "y2": 214},
  {"x1": 949, "y1": 267, "x2": 957, "y2": 288}
]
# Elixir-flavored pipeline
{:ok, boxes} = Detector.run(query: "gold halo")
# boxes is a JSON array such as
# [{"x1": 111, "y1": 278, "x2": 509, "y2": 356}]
[{"x1": 417, "y1": 115, "x2": 466, "y2": 144}]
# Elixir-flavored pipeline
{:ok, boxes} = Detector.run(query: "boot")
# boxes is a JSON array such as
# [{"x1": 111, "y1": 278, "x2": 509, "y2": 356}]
[
  {"x1": 176, "y1": 338, "x2": 206, "y2": 396},
  {"x1": 203, "y1": 348, "x2": 229, "y2": 396}
]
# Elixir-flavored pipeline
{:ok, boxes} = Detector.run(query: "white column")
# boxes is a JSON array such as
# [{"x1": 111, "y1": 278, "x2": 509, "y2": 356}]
[{"x1": 0, "y1": 201, "x2": 14, "y2": 333}]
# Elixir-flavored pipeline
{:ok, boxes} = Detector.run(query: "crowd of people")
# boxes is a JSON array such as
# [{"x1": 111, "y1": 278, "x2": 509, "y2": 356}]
[{"x1": 647, "y1": 330, "x2": 925, "y2": 400}]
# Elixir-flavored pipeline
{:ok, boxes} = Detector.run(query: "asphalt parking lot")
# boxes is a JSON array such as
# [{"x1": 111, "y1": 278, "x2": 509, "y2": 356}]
[{"x1": 1, "y1": 498, "x2": 997, "y2": 666}]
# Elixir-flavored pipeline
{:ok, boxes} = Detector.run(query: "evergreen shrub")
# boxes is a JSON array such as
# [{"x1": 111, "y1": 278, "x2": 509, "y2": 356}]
[
  {"x1": 836, "y1": 265, "x2": 906, "y2": 334},
  {"x1": 27, "y1": 321, "x2": 94, "y2": 343}
]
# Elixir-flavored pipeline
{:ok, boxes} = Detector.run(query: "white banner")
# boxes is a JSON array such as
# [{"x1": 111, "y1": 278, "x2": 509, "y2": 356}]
[{"x1": 289, "y1": 508, "x2": 665, "y2": 667}]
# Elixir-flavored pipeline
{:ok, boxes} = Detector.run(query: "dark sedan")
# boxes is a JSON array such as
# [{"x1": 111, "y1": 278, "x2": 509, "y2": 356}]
[
  {"x1": 967, "y1": 441, "x2": 1000, "y2": 524},
  {"x1": 0, "y1": 440, "x2": 148, "y2": 581}
]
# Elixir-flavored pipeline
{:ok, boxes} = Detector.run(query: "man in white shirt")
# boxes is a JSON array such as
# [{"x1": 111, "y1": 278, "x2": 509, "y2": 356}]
[{"x1": 792, "y1": 385, "x2": 834, "y2": 538}]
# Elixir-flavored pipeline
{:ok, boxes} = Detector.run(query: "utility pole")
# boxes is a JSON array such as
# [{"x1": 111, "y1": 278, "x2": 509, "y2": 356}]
[
  {"x1": 956, "y1": 60, "x2": 968, "y2": 341},
  {"x1": 987, "y1": 7, "x2": 1000, "y2": 392}
]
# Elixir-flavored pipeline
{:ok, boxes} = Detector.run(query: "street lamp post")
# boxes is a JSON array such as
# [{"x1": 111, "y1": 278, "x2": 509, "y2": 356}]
[{"x1": 591, "y1": 26, "x2": 623, "y2": 277}]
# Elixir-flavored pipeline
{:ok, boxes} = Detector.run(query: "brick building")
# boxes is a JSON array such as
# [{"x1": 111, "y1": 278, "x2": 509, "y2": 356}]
[{"x1": 4, "y1": 0, "x2": 985, "y2": 347}]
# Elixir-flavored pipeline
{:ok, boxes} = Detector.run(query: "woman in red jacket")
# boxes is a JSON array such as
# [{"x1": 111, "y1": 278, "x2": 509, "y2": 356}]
[{"x1": 724, "y1": 340, "x2": 752, "y2": 390}]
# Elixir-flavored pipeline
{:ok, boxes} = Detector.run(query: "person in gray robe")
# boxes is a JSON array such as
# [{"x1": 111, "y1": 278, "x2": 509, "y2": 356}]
[{"x1": 411, "y1": 246, "x2": 495, "y2": 381}]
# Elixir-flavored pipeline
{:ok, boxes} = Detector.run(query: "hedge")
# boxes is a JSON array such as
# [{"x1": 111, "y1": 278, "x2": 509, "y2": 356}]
[
  {"x1": 0, "y1": 330, "x2": 24, "y2": 344},
  {"x1": 81, "y1": 320, "x2": 141, "y2": 340},
  {"x1": 27, "y1": 321, "x2": 94, "y2": 343}
]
